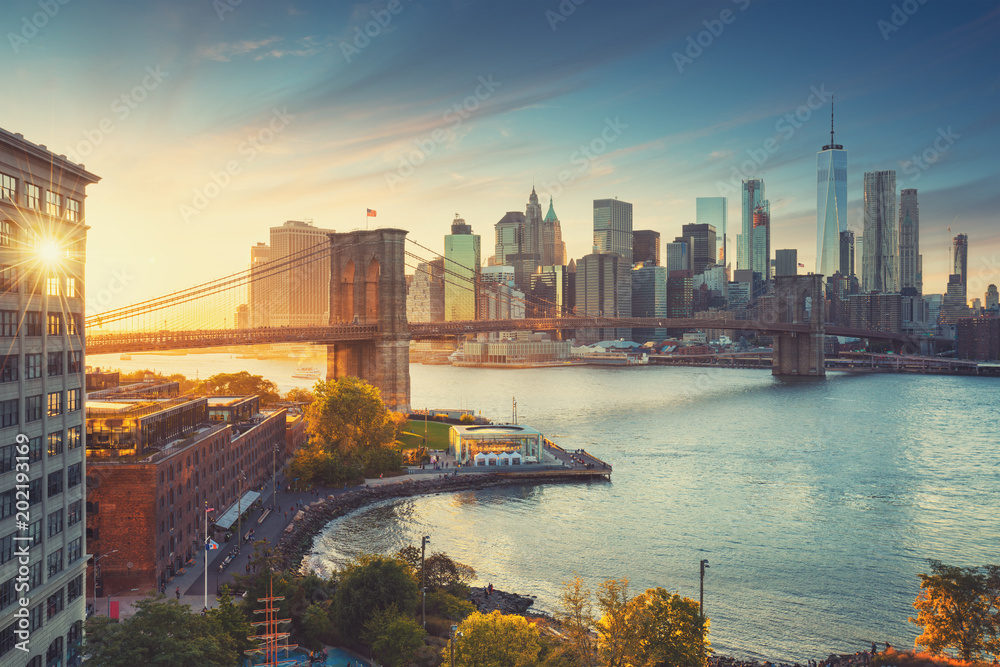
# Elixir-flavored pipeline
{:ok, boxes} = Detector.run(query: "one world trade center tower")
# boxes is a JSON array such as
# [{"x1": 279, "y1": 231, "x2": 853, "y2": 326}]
[{"x1": 816, "y1": 100, "x2": 847, "y2": 279}]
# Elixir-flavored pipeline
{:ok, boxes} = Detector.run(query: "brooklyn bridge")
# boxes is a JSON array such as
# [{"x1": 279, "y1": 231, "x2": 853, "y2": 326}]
[{"x1": 85, "y1": 228, "x2": 916, "y2": 411}]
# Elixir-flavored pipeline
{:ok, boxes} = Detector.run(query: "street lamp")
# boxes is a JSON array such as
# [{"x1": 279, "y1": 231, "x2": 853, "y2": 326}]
[
  {"x1": 421, "y1": 535, "x2": 430, "y2": 628},
  {"x1": 91, "y1": 549, "x2": 118, "y2": 616},
  {"x1": 271, "y1": 444, "x2": 278, "y2": 510},
  {"x1": 236, "y1": 472, "x2": 246, "y2": 554},
  {"x1": 699, "y1": 559, "x2": 709, "y2": 621},
  {"x1": 449, "y1": 624, "x2": 463, "y2": 667}
]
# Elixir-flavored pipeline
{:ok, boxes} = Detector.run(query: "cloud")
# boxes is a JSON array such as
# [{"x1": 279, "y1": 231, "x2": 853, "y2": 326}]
[{"x1": 196, "y1": 36, "x2": 324, "y2": 62}]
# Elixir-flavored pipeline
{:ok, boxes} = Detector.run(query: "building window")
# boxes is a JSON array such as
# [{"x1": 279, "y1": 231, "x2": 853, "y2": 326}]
[
  {"x1": 0, "y1": 577, "x2": 13, "y2": 611},
  {"x1": 26, "y1": 353, "x2": 42, "y2": 379},
  {"x1": 28, "y1": 478, "x2": 42, "y2": 506},
  {"x1": 47, "y1": 470, "x2": 63, "y2": 497},
  {"x1": 25, "y1": 311, "x2": 42, "y2": 336},
  {"x1": 0, "y1": 399, "x2": 17, "y2": 428},
  {"x1": 67, "y1": 500, "x2": 81, "y2": 527},
  {"x1": 0, "y1": 311, "x2": 16, "y2": 337},
  {"x1": 29, "y1": 604, "x2": 43, "y2": 633},
  {"x1": 67, "y1": 426, "x2": 81, "y2": 450},
  {"x1": 26, "y1": 183, "x2": 40, "y2": 209},
  {"x1": 67, "y1": 350, "x2": 82, "y2": 374},
  {"x1": 25, "y1": 519, "x2": 41, "y2": 550},
  {"x1": 47, "y1": 510, "x2": 63, "y2": 538},
  {"x1": 66, "y1": 313, "x2": 79, "y2": 335},
  {"x1": 46, "y1": 548, "x2": 63, "y2": 577},
  {"x1": 0, "y1": 173, "x2": 15, "y2": 201},
  {"x1": 0, "y1": 220, "x2": 10, "y2": 247},
  {"x1": 25, "y1": 395, "x2": 42, "y2": 422},
  {"x1": 67, "y1": 388, "x2": 80, "y2": 412},
  {"x1": 66, "y1": 276, "x2": 78, "y2": 298},
  {"x1": 48, "y1": 432, "x2": 63, "y2": 457},
  {"x1": 0, "y1": 492, "x2": 11, "y2": 520},
  {"x1": 47, "y1": 351, "x2": 63, "y2": 376},
  {"x1": 66, "y1": 198, "x2": 80, "y2": 222},
  {"x1": 0, "y1": 265, "x2": 16, "y2": 293},
  {"x1": 0, "y1": 355, "x2": 16, "y2": 383},
  {"x1": 0, "y1": 445, "x2": 13, "y2": 473},
  {"x1": 67, "y1": 463, "x2": 81, "y2": 487},
  {"x1": 46, "y1": 276, "x2": 60, "y2": 296},
  {"x1": 47, "y1": 391, "x2": 62, "y2": 417},
  {"x1": 28, "y1": 436, "x2": 42, "y2": 463},
  {"x1": 67, "y1": 539, "x2": 82, "y2": 566},
  {"x1": 28, "y1": 561, "x2": 42, "y2": 590},
  {"x1": 47, "y1": 312, "x2": 62, "y2": 336},
  {"x1": 45, "y1": 191, "x2": 62, "y2": 216}
]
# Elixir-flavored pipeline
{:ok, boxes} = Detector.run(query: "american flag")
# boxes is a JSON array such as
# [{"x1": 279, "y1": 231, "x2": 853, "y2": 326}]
[{"x1": 367, "y1": 208, "x2": 377, "y2": 217}]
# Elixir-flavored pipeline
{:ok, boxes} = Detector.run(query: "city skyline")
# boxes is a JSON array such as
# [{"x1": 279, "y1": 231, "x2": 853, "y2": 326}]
[{"x1": 2, "y1": 0, "x2": 997, "y2": 310}]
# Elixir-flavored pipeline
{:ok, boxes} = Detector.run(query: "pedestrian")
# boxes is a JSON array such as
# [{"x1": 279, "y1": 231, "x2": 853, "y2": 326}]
[
  {"x1": 175, "y1": 587, "x2": 180, "y2": 600},
  {"x1": 871, "y1": 642, "x2": 876, "y2": 655}
]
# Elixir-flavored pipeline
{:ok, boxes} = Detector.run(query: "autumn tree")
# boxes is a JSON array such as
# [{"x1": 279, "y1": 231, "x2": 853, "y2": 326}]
[
  {"x1": 450, "y1": 610, "x2": 542, "y2": 667},
  {"x1": 628, "y1": 588, "x2": 710, "y2": 667},
  {"x1": 305, "y1": 377, "x2": 403, "y2": 454},
  {"x1": 596, "y1": 578, "x2": 635, "y2": 667},
  {"x1": 557, "y1": 575, "x2": 595, "y2": 667},
  {"x1": 283, "y1": 386, "x2": 316, "y2": 404},
  {"x1": 362, "y1": 606, "x2": 427, "y2": 667},
  {"x1": 195, "y1": 371, "x2": 280, "y2": 405},
  {"x1": 909, "y1": 560, "x2": 1000, "y2": 661}
]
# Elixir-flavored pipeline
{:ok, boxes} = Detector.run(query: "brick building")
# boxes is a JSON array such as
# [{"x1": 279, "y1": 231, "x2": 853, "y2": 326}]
[{"x1": 85, "y1": 396, "x2": 288, "y2": 595}]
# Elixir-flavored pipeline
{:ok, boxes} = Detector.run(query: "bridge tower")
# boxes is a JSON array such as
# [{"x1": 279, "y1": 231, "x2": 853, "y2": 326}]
[
  {"x1": 326, "y1": 229, "x2": 410, "y2": 411},
  {"x1": 771, "y1": 274, "x2": 826, "y2": 377}
]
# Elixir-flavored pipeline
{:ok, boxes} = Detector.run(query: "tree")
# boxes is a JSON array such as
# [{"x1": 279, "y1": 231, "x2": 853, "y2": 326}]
[
  {"x1": 332, "y1": 554, "x2": 419, "y2": 639},
  {"x1": 300, "y1": 602, "x2": 332, "y2": 651},
  {"x1": 306, "y1": 377, "x2": 403, "y2": 454},
  {"x1": 84, "y1": 594, "x2": 235, "y2": 666},
  {"x1": 557, "y1": 575, "x2": 595, "y2": 667},
  {"x1": 208, "y1": 587, "x2": 255, "y2": 658},
  {"x1": 195, "y1": 371, "x2": 280, "y2": 405},
  {"x1": 284, "y1": 386, "x2": 315, "y2": 404},
  {"x1": 424, "y1": 552, "x2": 477, "y2": 593},
  {"x1": 628, "y1": 588, "x2": 710, "y2": 667},
  {"x1": 450, "y1": 611, "x2": 542, "y2": 667},
  {"x1": 362, "y1": 606, "x2": 427, "y2": 667},
  {"x1": 909, "y1": 560, "x2": 1000, "y2": 661},
  {"x1": 596, "y1": 578, "x2": 636, "y2": 667}
]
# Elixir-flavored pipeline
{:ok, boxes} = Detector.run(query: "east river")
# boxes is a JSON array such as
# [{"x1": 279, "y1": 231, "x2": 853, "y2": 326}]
[{"x1": 92, "y1": 351, "x2": 1000, "y2": 662}]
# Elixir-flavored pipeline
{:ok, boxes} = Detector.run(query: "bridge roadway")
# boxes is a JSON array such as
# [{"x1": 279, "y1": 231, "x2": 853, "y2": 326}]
[{"x1": 84, "y1": 317, "x2": 912, "y2": 355}]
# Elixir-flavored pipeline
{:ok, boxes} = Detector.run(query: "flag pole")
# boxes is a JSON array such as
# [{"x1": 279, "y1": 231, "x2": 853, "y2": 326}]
[{"x1": 203, "y1": 502, "x2": 208, "y2": 611}]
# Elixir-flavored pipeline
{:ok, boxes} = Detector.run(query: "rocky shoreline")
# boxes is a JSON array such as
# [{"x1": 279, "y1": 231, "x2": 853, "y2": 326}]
[{"x1": 276, "y1": 473, "x2": 598, "y2": 570}]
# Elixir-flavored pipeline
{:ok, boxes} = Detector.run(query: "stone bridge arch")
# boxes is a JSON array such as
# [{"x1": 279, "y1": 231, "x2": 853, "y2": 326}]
[
  {"x1": 772, "y1": 274, "x2": 826, "y2": 376},
  {"x1": 327, "y1": 229, "x2": 410, "y2": 411}
]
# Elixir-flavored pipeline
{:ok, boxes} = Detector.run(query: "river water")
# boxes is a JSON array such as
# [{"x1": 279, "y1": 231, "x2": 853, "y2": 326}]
[{"x1": 91, "y1": 351, "x2": 1000, "y2": 662}]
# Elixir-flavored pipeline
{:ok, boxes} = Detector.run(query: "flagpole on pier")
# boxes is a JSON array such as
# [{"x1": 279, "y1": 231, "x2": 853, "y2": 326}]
[{"x1": 204, "y1": 502, "x2": 209, "y2": 611}]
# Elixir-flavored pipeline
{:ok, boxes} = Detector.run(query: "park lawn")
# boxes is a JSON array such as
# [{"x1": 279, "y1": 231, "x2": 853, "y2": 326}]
[{"x1": 399, "y1": 419, "x2": 452, "y2": 450}]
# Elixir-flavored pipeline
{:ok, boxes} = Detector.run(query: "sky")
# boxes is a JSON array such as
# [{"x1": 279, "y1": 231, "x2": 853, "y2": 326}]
[{"x1": 3, "y1": 0, "x2": 998, "y2": 311}]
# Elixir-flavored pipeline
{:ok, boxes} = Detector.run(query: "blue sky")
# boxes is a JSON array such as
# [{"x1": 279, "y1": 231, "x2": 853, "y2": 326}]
[{"x1": 3, "y1": 0, "x2": 998, "y2": 307}]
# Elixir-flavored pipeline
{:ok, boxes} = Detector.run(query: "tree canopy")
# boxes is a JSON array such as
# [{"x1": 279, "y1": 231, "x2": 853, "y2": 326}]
[
  {"x1": 195, "y1": 371, "x2": 280, "y2": 404},
  {"x1": 332, "y1": 554, "x2": 419, "y2": 640},
  {"x1": 83, "y1": 594, "x2": 236, "y2": 667},
  {"x1": 305, "y1": 376, "x2": 404, "y2": 453},
  {"x1": 451, "y1": 611, "x2": 542, "y2": 667},
  {"x1": 909, "y1": 559, "x2": 1000, "y2": 661}
]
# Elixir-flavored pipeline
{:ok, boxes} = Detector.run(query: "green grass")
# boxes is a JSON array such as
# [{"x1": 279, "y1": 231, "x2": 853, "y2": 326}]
[{"x1": 399, "y1": 419, "x2": 452, "y2": 450}]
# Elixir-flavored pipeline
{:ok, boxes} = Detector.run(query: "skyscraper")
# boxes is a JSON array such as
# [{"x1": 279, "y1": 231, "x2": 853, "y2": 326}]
[
  {"x1": 665, "y1": 239, "x2": 692, "y2": 273},
  {"x1": 775, "y1": 249, "x2": 798, "y2": 276},
  {"x1": 740, "y1": 179, "x2": 765, "y2": 271},
  {"x1": 751, "y1": 203, "x2": 770, "y2": 293},
  {"x1": 540, "y1": 198, "x2": 567, "y2": 267},
  {"x1": 862, "y1": 170, "x2": 898, "y2": 293},
  {"x1": 985, "y1": 284, "x2": 999, "y2": 310},
  {"x1": 952, "y1": 233, "x2": 968, "y2": 284},
  {"x1": 816, "y1": 103, "x2": 847, "y2": 278},
  {"x1": 899, "y1": 188, "x2": 922, "y2": 294},
  {"x1": 1, "y1": 127, "x2": 101, "y2": 666},
  {"x1": 839, "y1": 230, "x2": 856, "y2": 280},
  {"x1": 269, "y1": 220, "x2": 334, "y2": 326},
  {"x1": 632, "y1": 230, "x2": 660, "y2": 266},
  {"x1": 575, "y1": 252, "x2": 631, "y2": 343},
  {"x1": 249, "y1": 242, "x2": 273, "y2": 327},
  {"x1": 696, "y1": 197, "x2": 727, "y2": 267},
  {"x1": 681, "y1": 223, "x2": 717, "y2": 275},
  {"x1": 524, "y1": 186, "x2": 543, "y2": 265},
  {"x1": 631, "y1": 264, "x2": 667, "y2": 342},
  {"x1": 593, "y1": 198, "x2": 633, "y2": 265},
  {"x1": 444, "y1": 216, "x2": 481, "y2": 321}
]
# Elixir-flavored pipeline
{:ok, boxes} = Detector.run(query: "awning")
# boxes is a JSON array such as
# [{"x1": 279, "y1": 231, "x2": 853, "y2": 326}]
[{"x1": 213, "y1": 491, "x2": 262, "y2": 530}]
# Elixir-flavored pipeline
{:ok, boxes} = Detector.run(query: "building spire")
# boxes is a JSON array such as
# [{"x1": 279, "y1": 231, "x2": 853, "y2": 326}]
[{"x1": 830, "y1": 94, "x2": 835, "y2": 149}]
